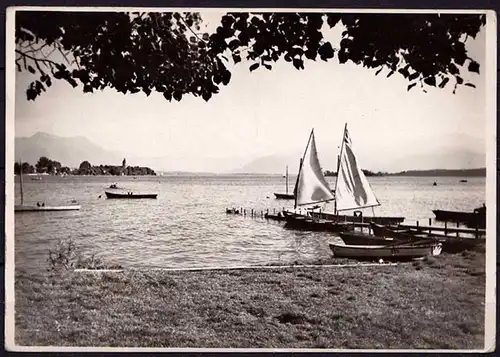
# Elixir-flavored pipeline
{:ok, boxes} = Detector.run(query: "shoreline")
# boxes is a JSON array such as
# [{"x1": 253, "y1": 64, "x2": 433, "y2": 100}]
[{"x1": 13, "y1": 248, "x2": 485, "y2": 349}]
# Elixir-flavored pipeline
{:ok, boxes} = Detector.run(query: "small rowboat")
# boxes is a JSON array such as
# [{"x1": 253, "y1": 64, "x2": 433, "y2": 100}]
[
  {"x1": 104, "y1": 191, "x2": 157, "y2": 199},
  {"x1": 370, "y1": 223, "x2": 481, "y2": 254},
  {"x1": 339, "y1": 232, "x2": 403, "y2": 246},
  {"x1": 15, "y1": 204, "x2": 81, "y2": 212},
  {"x1": 329, "y1": 241, "x2": 442, "y2": 259},
  {"x1": 284, "y1": 213, "x2": 352, "y2": 233},
  {"x1": 274, "y1": 193, "x2": 294, "y2": 199}
]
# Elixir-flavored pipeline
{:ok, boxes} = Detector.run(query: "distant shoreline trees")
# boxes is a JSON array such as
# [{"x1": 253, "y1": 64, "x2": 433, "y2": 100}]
[
  {"x1": 323, "y1": 168, "x2": 486, "y2": 177},
  {"x1": 15, "y1": 157, "x2": 156, "y2": 176},
  {"x1": 324, "y1": 169, "x2": 387, "y2": 177}
]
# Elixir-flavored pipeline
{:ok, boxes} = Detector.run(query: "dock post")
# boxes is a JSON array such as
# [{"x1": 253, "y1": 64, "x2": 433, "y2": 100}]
[
  {"x1": 251, "y1": 209, "x2": 254, "y2": 218},
  {"x1": 456, "y1": 221, "x2": 459, "y2": 237},
  {"x1": 475, "y1": 225, "x2": 479, "y2": 239},
  {"x1": 444, "y1": 221, "x2": 447, "y2": 236},
  {"x1": 273, "y1": 208, "x2": 276, "y2": 214},
  {"x1": 428, "y1": 218, "x2": 432, "y2": 234},
  {"x1": 244, "y1": 209, "x2": 246, "y2": 216}
]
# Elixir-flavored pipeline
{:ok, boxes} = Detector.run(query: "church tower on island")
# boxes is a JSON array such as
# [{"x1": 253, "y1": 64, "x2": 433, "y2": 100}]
[{"x1": 121, "y1": 158, "x2": 127, "y2": 176}]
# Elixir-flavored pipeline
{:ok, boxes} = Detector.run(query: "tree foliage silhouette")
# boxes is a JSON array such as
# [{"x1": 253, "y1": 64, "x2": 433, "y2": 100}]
[{"x1": 15, "y1": 11, "x2": 486, "y2": 102}]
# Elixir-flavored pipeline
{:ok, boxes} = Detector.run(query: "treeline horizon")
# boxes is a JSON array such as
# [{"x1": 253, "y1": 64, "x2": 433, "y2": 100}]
[
  {"x1": 324, "y1": 168, "x2": 486, "y2": 177},
  {"x1": 14, "y1": 157, "x2": 156, "y2": 176}
]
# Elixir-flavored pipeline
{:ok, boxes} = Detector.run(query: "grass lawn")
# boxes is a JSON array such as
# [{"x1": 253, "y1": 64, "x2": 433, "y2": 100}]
[{"x1": 14, "y1": 248, "x2": 485, "y2": 349}]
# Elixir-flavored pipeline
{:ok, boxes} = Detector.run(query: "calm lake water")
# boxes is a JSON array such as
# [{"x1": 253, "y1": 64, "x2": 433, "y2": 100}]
[{"x1": 14, "y1": 174, "x2": 486, "y2": 271}]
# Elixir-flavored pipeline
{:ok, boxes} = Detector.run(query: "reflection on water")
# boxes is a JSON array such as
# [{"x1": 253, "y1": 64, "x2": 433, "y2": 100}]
[{"x1": 13, "y1": 175, "x2": 485, "y2": 271}]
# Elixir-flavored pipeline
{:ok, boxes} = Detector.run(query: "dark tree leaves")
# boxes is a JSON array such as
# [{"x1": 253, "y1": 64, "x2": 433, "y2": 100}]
[
  {"x1": 318, "y1": 42, "x2": 334, "y2": 61},
  {"x1": 16, "y1": 11, "x2": 227, "y2": 102},
  {"x1": 438, "y1": 77, "x2": 450, "y2": 88},
  {"x1": 207, "y1": 12, "x2": 485, "y2": 93},
  {"x1": 249, "y1": 63, "x2": 260, "y2": 72},
  {"x1": 407, "y1": 82, "x2": 417, "y2": 91},
  {"x1": 424, "y1": 76, "x2": 436, "y2": 86},
  {"x1": 468, "y1": 60, "x2": 480, "y2": 74},
  {"x1": 16, "y1": 11, "x2": 485, "y2": 101}
]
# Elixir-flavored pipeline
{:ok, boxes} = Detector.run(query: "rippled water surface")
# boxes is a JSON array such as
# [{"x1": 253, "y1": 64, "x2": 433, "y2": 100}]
[{"x1": 14, "y1": 174, "x2": 486, "y2": 271}]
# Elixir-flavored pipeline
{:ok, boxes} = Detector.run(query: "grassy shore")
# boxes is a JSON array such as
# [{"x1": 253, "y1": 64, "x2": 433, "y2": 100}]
[{"x1": 14, "y1": 247, "x2": 485, "y2": 349}]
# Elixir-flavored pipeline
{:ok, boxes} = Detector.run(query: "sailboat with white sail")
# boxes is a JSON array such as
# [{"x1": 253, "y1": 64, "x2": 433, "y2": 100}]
[
  {"x1": 282, "y1": 129, "x2": 352, "y2": 232},
  {"x1": 15, "y1": 160, "x2": 81, "y2": 212},
  {"x1": 310, "y1": 123, "x2": 405, "y2": 225},
  {"x1": 274, "y1": 165, "x2": 294, "y2": 199}
]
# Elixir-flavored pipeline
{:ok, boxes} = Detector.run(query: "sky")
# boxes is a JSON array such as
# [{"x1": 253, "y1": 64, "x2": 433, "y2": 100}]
[{"x1": 13, "y1": 10, "x2": 491, "y2": 172}]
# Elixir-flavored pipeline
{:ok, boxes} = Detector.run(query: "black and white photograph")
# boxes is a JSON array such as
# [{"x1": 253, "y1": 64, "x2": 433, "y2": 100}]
[{"x1": 5, "y1": 7, "x2": 496, "y2": 351}]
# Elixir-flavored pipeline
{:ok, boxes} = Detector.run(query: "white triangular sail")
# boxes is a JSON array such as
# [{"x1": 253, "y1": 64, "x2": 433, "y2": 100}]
[
  {"x1": 295, "y1": 130, "x2": 335, "y2": 208},
  {"x1": 335, "y1": 124, "x2": 380, "y2": 212}
]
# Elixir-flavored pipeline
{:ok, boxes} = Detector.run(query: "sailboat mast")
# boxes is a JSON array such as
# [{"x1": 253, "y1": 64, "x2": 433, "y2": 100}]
[
  {"x1": 286, "y1": 165, "x2": 288, "y2": 194},
  {"x1": 294, "y1": 129, "x2": 314, "y2": 209},
  {"x1": 293, "y1": 158, "x2": 303, "y2": 209},
  {"x1": 334, "y1": 123, "x2": 348, "y2": 215},
  {"x1": 19, "y1": 160, "x2": 24, "y2": 206}
]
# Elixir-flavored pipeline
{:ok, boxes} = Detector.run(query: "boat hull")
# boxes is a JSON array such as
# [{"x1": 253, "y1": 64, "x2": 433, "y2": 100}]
[
  {"x1": 15, "y1": 205, "x2": 81, "y2": 212},
  {"x1": 329, "y1": 242, "x2": 442, "y2": 259},
  {"x1": 274, "y1": 193, "x2": 294, "y2": 199},
  {"x1": 339, "y1": 232, "x2": 401, "y2": 246},
  {"x1": 371, "y1": 222, "x2": 481, "y2": 254},
  {"x1": 105, "y1": 191, "x2": 157, "y2": 199},
  {"x1": 433, "y1": 208, "x2": 485, "y2": 228},
  {"x1": 370, "y1": 222, "x2": 414, "y2": 239},
  {"x1": 284, "y1": 214, "x2": 353, "y2": 233},
  {"x1": 310, "y1": 212, "x2": 405, "y2": 225}
]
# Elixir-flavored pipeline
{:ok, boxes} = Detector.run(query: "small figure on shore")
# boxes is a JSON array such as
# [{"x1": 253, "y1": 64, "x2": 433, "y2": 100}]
[
  {"x1": 41, "y1": 202, "x2": 45, "y2": 207},
  {"x1": 36, "y1": 202, "x2": 40, "y2": 207},
  {"x1": 433, "y1": 181, "x2": 437, "y2": 186}
]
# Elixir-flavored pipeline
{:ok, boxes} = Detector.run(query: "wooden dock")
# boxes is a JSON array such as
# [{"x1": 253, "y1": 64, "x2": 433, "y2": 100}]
[{"x1": 225, "y1": 207, "x2": 486, "y2": 239}]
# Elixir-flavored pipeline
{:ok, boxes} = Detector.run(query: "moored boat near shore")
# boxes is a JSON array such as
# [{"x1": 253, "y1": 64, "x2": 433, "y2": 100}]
[
  {"x1": 15, "y1": 160, "x2": 81, "y2": 213},
  {"x1": 329, "y1": 241, "x2": 442, "y2": 260},
  {"x1": 310, "y1": 212, "x2": 405, "y2": 225},
  {"x1": 307, "y1": 123, "x2": 405, "y2": 225},
  {"x1": 274, "y1": 165, "x2": 295, "y2": 200},
  {"x1": 15, "y1": 204, "x2": 81, "y2": 212},
  {"x1": 338, "y1": 231, "x2": 402, "y2": 246},
  {"x1": 370, "y1": 222, "x2": 483, "y2": 254},
  {"x1": 104, "y1": 191, "x2": 158, "y2": 199},
  {"x1": 284, "y1": 213, "x2": 353, "y2": 233},
  {"x1": 433, "y1": 205, "x2": 486, "y2": 229},
  {"x1": 274, "y1": 193, "x2": 295, "y2": 199}
]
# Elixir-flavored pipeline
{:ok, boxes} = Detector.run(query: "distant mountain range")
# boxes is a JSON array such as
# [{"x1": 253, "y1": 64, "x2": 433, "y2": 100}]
[
  {"x1": 15, "y1": 132, "x2": 124, "y2": 168},
  {"x1": 233, "y1": 149, "x2": 486, "y2": 174},
  {"x1": 15, "y1": 132, "x2": 487, "y2": 174}
]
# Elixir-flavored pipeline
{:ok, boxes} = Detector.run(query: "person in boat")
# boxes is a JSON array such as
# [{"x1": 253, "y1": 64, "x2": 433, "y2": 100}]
[
  {"x1": 42, "y1": 202, "x2": 45, "y2": 207},
  {"x1": 36, "y1": 202, "x2": 40, "y2": 207}
]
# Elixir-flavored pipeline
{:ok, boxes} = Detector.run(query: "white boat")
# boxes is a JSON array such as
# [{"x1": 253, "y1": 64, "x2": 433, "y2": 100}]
[
  {"x1": 329, "y1": 242, "x2": 443, "y2": 259},
  {"x1": 283, "y1": 130, "x2": 352, "y2": 232},
  {"x1": 274, "y1": 165, "x2": 294, "y2": 199},
  {"x1": 15, "y1": 204, "x2": 81, "y2": 212},
  {"x1": 14, "y1": 160, "x2": 81, "y2": 213},
  {"x1": 309, "y1": 123, "x2": 404, "y2": 224}
]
